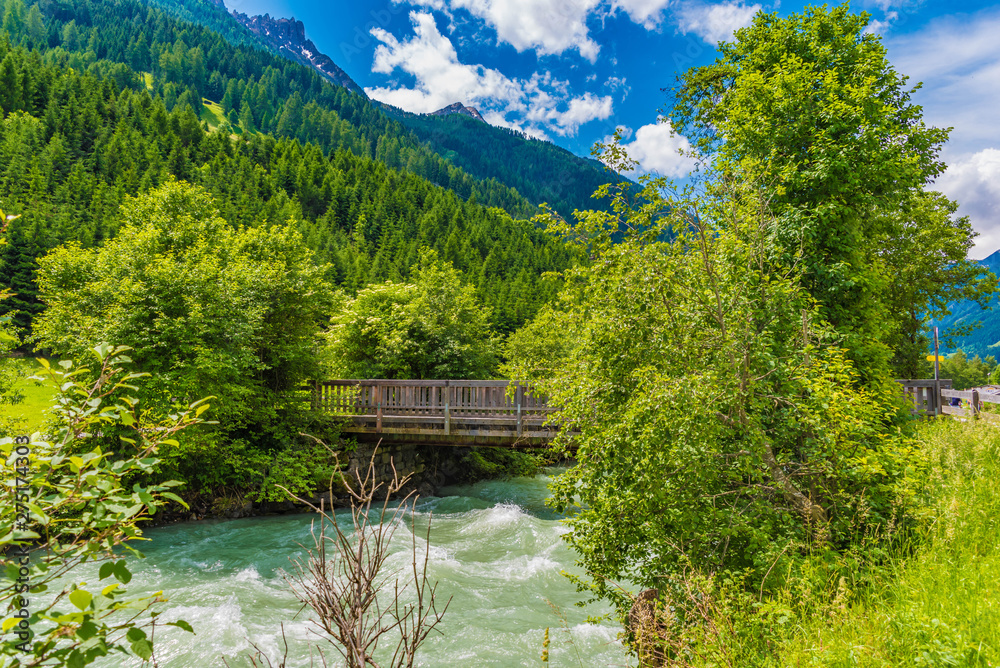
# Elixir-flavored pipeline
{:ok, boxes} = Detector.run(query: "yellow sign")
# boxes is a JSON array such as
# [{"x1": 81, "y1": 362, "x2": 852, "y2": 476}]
[{"x1": 927, "y1": 355, "x2": 946, "y2": 362}]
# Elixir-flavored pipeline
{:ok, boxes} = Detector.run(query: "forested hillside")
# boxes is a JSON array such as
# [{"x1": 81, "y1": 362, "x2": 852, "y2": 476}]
[
  {"x1": 148, "y1": 0, "x2": 626, "y2": 219},
  {"x1": 0, "y1": 11, "x2": 576, "y2": 337},
  {"x1": 384, "y1": 107, "x2": 627, "y2": 219},
  {"x1": 0, "y1": 0, "x2": 537, "y2": 216}
]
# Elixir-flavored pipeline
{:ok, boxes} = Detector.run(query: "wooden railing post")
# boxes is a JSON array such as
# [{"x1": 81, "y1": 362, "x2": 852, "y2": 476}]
[
  {"x1": 444, "y1": 381, "x2": 451, "y2": 436},
  {"x1": 516, "y1": 384, "x2": 523, "y2": 437},
  {"x1": 973, "y1": 389, "x2": 980, "y2": 419}
]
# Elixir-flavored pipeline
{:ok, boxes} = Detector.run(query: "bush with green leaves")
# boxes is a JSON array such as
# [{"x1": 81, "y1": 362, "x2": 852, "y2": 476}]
[
  {"x1": 31, "y1": 181, "x2": 333, "y2": 489},
  {"x1": 1, "y1": 344, "x2": 207, "y2": 666},
  {"x1": 324, "y1": 248, "x2": 497, "y2": 380}
]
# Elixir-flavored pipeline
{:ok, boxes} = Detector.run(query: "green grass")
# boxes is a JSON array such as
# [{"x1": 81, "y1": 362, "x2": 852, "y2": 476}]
[
  {"x1": 639, "y1": 419, "x2": 1000, "y2": 667},
  {"x1": 778, "y1": 420, "x2": 1000, "y2": 666},
  {"x1": 0, "y1": 358, "x2": 57, "y2": 433},
  {"x1": 200, "y1": 97, "x2": 226, "y2": 131}
]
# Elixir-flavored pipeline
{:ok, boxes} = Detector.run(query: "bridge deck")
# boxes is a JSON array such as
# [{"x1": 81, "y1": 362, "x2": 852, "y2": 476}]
[{"x1": 308, "y1": 380, "x2": 558, "y2": 447}]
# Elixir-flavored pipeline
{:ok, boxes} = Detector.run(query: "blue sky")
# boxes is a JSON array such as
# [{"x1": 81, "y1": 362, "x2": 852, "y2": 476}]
[{"x1": 222, "y1": 0, "x2": 1000, "y2": 257}]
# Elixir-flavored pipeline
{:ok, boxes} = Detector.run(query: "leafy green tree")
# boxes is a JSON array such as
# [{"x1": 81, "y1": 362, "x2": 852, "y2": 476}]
[
  {"x1": 325, "y1": 248, "x2": 496, "y2": 379},
  {"x1": 2, "y1": 345, "x2": 205, "y2": 666},
  {"x1": 509, "y1": 168, "x2": 924, "y2": 638},
  {"x1": 32, "y1": 180, "x2": 332, "y2": 436},
  {"x1": 669, "y1": 4, "x2": 984, "y2": 382},
  {"x1": 882, "y1": 191, "x2": 996, "y2": 378}
]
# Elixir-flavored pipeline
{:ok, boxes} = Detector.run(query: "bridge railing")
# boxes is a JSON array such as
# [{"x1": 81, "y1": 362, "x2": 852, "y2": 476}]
[
  {"x1": 308, "y1": 380, "x2": 552, "y2": 416},
  {"x1": 306, "y1": 380, "x2": 556, "y2": 439},
  {"x1": 897, "y1": 379, "x2": 953, "y2": 416}
]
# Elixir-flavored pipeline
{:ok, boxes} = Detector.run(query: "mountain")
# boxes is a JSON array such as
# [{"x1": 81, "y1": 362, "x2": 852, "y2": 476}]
[
  {"x1": 139, "y1": 0, "x2": 628, "y2": 218},
  {"x1": 431, "y1": 102, "x2": 487, "y2": 123},
  {"x1": 230, "y1": 11, "x2": 365, "y2": 95},
  {"x1": 383, "y1": 106, "x2": 628, "y2": 220},
  {"x1": 0, "y1": 0, "x2": 581, "y2": 337},
  {"x1": 930, "y1": 249, "x2": 1000, "y2": 357}
]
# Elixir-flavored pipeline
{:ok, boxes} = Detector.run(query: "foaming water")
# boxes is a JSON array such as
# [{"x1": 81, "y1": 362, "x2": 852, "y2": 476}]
[{"x1": 59, "y1": 469, "x2": 630, "y2": 667}]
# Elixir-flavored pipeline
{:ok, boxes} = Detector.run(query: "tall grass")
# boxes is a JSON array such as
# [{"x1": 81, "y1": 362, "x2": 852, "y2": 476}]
[
  {"x1": 630, "y1": 420, "x2": 1000, "y2": 667},
  {"x1": 779, "y1": 419, "x2": 1000, "y2": 666}
]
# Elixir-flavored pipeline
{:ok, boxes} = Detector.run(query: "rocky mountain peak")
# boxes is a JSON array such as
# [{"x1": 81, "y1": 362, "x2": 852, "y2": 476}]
[
  {"x1": 230, "y1": 10, "x2": 364, "y2": 96},
  {"x1": 431, "y1": 102, "x2": 487, "y2": 123}
]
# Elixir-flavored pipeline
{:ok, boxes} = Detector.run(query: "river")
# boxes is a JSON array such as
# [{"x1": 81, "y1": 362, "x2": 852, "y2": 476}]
[{"x1": 88, "y1": 469, "x2": 631, "y2": 667}]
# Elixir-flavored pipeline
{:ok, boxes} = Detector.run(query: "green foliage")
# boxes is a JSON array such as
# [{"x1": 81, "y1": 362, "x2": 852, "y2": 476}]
[
  {"x1": 510, "y1": 167, "x2": 925, "y2": 631},
  {"x1": 668, "y1": 3, "x2": 990, "y2": 383},
  {"x1": 0, "y1": 30, "x2": 573, "y2": 337},
  {"x1": 883, "y1": 192, "x2": 996, "y2": 378},
  {"x1": 324, "y1": 249, "x2": 498, "y2": 380},
  {"x1": 460, "y1": 448, "x2": 542, "y2": 483},
  {"x1": 0, "y1": 204, "x2": 24, "y2": 435},
  {"x1": 386, "y1": 109, "x2": 627, "y2": 221},
  {"x1": 1, "y1": 0, "x2": 539, "y2": 219},
  {"x1": 255, "y1": 430, "x2": 346, "y2": 503},
  {"x1": 31, "y1": 182, "x2": 332, "y2": 488},
  {"x1": 774, "y1": 420, "x2": 1000, "y2": 665},
  {"x1": 1, "y1": 344, "x2": 203, "y2": 666},
  {"x1": 34, "y1": 181, "x2": 330, "y2": 422}
]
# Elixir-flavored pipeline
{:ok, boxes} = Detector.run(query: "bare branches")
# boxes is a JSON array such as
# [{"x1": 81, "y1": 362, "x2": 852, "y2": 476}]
[{"x1": 281, "y1": 442, "x2": 450, "y2": 668}]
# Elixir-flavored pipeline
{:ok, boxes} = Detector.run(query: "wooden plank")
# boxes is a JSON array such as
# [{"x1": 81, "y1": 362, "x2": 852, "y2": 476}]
[{"x1": 942, "y1": 389, "x2": 976, "y2": 401}]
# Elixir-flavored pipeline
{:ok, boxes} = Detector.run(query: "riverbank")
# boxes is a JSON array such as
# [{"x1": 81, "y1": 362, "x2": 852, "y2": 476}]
[{"x1": 778, "y1": 419, "x2": 1000, "y2": 664}]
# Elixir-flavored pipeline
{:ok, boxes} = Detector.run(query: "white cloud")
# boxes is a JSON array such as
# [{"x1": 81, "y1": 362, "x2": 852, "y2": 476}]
[
  {"x1": 863, "y1": 13, "x2": 896, "y2": 37},
  {"x1": 612, "y1": 118, "x2": 697, "y2": 177},
  {"x1": 936, "y1": 149, "x2": 1000, "y2": 259},
  {"x1": 675, "y1": 1, "x2": 760, "y2": 45},
  {"x1": 884, "y1": 8, "x2": 1000, "y2": 255},
  {"x1": 605, "y1": 75, "x2": 631, "y2": 98},
  {"x1": 886, "y1": 9, "x2": 1000, "y2": 155},
  {"x1": 400, "y1": 0, "x2": 603, "y2": 61},
  {"x1": 365, "y1": 11, "x2": 613, "y2": 137},
  {"x1": 611, "y1": 0, "x2": 673, "y2": 28}
]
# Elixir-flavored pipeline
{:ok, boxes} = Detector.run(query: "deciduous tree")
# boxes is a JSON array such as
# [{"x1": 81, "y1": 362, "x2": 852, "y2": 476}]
[
  {"x1": 324, "y1": 248, "x2": 496, "y2": 380},
  {"x1": 669, "y1": 3, "x2": 992, "y2": 381}
]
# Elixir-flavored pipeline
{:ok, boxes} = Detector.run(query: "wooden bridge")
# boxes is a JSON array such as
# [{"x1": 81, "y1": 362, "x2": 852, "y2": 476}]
[
  {"x1": 305, "y1": 378, "x2": 994, "y2": 447},
  {"x1": 307, "y1": 380, "x2": 558, "y2": 447}
]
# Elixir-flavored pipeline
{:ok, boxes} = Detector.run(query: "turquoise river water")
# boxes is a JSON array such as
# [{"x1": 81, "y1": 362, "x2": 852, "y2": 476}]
[{"x1": 80, "y1": 469, "x2": 631, "y2": 667}]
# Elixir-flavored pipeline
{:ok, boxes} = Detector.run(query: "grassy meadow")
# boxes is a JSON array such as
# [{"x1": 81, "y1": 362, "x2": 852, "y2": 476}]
[{"x1": 0, "y1": 357, "x2": 56, "y2": 433}]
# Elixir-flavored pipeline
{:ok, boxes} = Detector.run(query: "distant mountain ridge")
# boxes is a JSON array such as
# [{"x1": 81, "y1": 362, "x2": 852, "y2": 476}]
[
  {"x1": 146, "y1": 0, "x2": 630, "y2": 218},
  {"x1": 229, "y1": 11, "x2": 365, "y2": 95}
]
